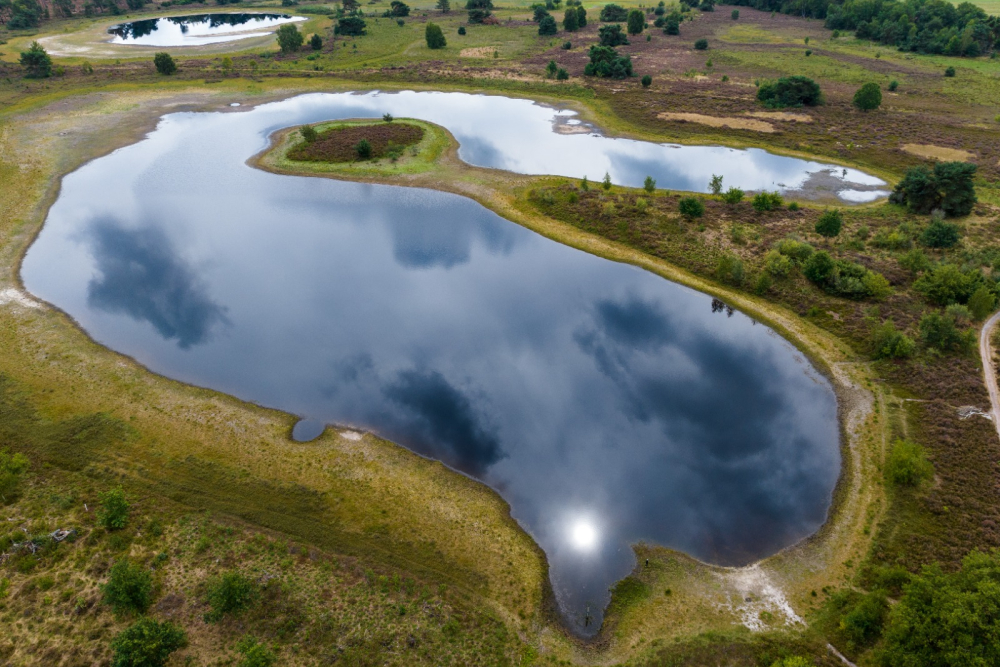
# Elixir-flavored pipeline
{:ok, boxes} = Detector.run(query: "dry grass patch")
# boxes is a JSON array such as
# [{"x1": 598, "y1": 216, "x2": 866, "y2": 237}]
[
  {"x1": 747, "y1": 111, "x2": 814, "y2": 123},
  {"x1": 657, "y1": 112, "x2": 776, "y2": 133},
  {"x1": 900, "y1": 143, "x2": 974, "y2": 162},
  {"x1": 460, "y1": 47, "x2": 499, "y2": 58}
]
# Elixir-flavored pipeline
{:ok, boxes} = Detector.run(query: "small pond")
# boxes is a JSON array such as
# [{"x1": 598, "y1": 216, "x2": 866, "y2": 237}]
[
  {"x1": 108, "y1": 13, "x2": 303, "y2": 47},
  {"x1": 22, "y1": 91, "x2": 841, "y2": 634}
]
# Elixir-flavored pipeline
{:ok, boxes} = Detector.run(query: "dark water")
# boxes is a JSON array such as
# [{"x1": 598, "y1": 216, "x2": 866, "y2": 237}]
[
  {"x1": 21, "y1": 93, "x2": 840, "y2": 635},
  {"x1": 292, "y1": 419, "x2": 326, "y2": 442},
  {"x1": 108, "y1": 13, "x2": 301, "y2": 46}
]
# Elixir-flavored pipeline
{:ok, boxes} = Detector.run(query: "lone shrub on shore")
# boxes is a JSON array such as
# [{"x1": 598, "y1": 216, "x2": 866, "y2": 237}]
[
  {"x1": 276, "y1": 24, "x2": 304, "y2": 53},
  {"x1": 98, "y1": 486, "x2": 131, "y2": 530},
  {"x1": 678, "y1": 197, "x2": 704, "y2": 219},
  {"x1": 815, "y1": 209, "x2": 843, "y2": 237},
  {"x1": 300, "y1": 125, "x2": 318, "y2": 142},
  {"x1": 103, "y1": 559, "x2": 153, "y2": 616},
  {"x1": 153, "y1": 52, "x2": 177, "y2": 76},
  {"x1": 886, "y1": 439, "x2": 933, "y2": 486},
  {"x1": 111, "y1": 618, "x2": 187, "y2": 667},
  {"x1": 20, "y1": 41, "x2": 52, "y2": 78},
  {"x1": 426, "y1": 22, "x2": 447, "y2": 48},
  {"x1": 853, "y1": 82, "x2": 882, "y2": 111}
]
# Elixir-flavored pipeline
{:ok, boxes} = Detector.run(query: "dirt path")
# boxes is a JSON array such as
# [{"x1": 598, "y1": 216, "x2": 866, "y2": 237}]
[{"x1": 978, "y1": 310, "x2": 1000, "y2": 442}]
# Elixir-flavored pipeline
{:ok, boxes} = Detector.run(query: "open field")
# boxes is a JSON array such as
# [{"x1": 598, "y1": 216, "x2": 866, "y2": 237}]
[{"x1": 1, "y1": 1, "x2": 999, "y2": 665}]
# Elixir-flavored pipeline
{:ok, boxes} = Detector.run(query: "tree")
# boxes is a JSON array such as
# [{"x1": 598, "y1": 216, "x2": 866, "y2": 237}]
[
  {"x1": 919, "y1": 310, "x2": 973, "y2": 353},
  {"x1": 276, "y1": 24, "x2": 304, "y2": 53},
  {"x1": 355, "y1": 139, "x2": 372, "y2": 159},
  {"x1": 426, "y1": 22, "x2": 447, "y2": 48},
  {"x1": 206, "y1": 571, "x2": 260, "y2": 621},
  {"x1": 879, "y1": 550, "x2": 1000, "y2": 667},
  {"x1": 853, "y1": 82, "x2": 882, "y2": 111},
  {"x1": 575, "y1": 4, "x2": 587, "y2": 26},
  {"x1": 337, "y1": 16, "x2": 367, "y2": 35},
  {"x1": 920, "y1": 218, "x2": 960, "y2": 248},
  {"x1": 599, "y1": 3, "x2": 628, "y2": 21},
  {"x1": 885, "y1": 439, "x2": 933, "y2": 486},
  {"x1": 153, "y1": 52, "x2": 177, "y2": 75},
  {"x1": 815, "y1": 209, "x2": 843, "y2": 237},
  {"x1": 967, "y1": 286, "x2": 996, "y2": 320},
  {"x1": 602, "y1": 172, "x2": 612, "y2": 190},
  {"x1": 731, "y1": 8, "x2": 739, "y2": 19},
  {"x1": 757, "y1": 76, "x2": 822, "y2": 108},
  {"x1": 626, "y1": 8, "x2": 645, "y2": 35},
  {"x1": 722, "y1": 186, "x2": 744, "y2": 205},
  {"x1": 804, "y1": 250, "x2": 835, "y2": 284},
  {"x1": 644, "y1": 175, "x2": 656, "y2": 193},
  {"x1": 236, "y1": 636, "x2": 277, "y2": 667},
  {"x1": 663, "y1": 14, "x2": 680, "y2": 34},
  {"x1": 98, "y1": 487, "x2": 131, "y2": 530},
  {"x1": 389, "y1": 0, "x2": 410, "y2": 15},
  {"x1": 19, "y1": 42, "x2": 52, "y2": 79},
  {"x1": 539, "y1": 14, "x2": 558, "y2": 35},
  {"x1": 0, "y1": 448, "x2": 29, "y2": 504},
  {"x1": 694, "y1": 38, "x2": 708, "y2": 50},
  {"x1": 598, "y1": 24, "x2": 629, "y2": 46},
  {"x1": 678, "y1": 197, "x2": 704, "y2": 219},
  {"x1": 934, "y1": 161, "x2": 977, "y2": 218},
  {"x1": 709, "y1": 174, "x2": 723, "y2": 195},
  {"x1": 867, "y1": 318, "x2": 915, "y2": 359},
  {"x1": 563, "y1": 7, "x2": 579, "y2": 30},
  {"x1": 308, "y1": 33, "x2": 322, "y2": 50},
  {"x1": 641, "y1": 74, "x2": 652, "y2": 87},
  {"x1": 103, "y1": 559, "x2": 153, "y2": 616},
  {"x1": 467, "y1": 7, "x2": 491, "y2": 22},
  {"x1": 111, "y1": 618, "x2": 187, "y2": 667},
  {"x1": 436, "y1": 0, "x2": 450, "y2": 11},
  {"x1": 584, "y1": 45, "x2": 633, "y2": 78}
]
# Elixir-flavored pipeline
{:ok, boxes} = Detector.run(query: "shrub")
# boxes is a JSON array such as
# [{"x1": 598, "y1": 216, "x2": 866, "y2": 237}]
[
  {"x1": 337, "y1": 16, "x2": 367, "y2": 35},
  {"x1": 300, "y1": 125, "x2": 318, "y2": 142},
  {"x1": 556, "y1": 67, "x2": 569, "y2": 80},
  {"x1": 803, "y1": 250, "x2": 835, "y2": 283},
  {"x1": 602, "y1": 172, "x2": 612, "y2": 191},
  {"x1": 206, "y1": 571, "x2": 260, "y2": 621},
  {"x1": 426, "y1": 22, "x2": 447, "y2": 48},
  {"x1": 20, "y1": 42, "x2": 52, "y2": 79},
  {"x1": 355, "y1": 139, "x2": 372, "y2": 159},
  {"x1": 888, "y1": 79, "x2": 898, "y2": 91},
  {"x1": 0, "y1": 449, "x2": 29, "y2": 504},
  {"x1": 153, "y1": 52, "x2": 177, "y2": 76},
  {"x1": 751, "y1": 191, "x2": 783, "y2": 212},
  {"x1": 627, "y1": 8, "x2": 645, "y2": 34},
  {"x1": 575, "y1": 4, "x2": 588, "y2": 27},
  {"x1": 545, "y1": 60, "x2": 558, "y2": 77},
  {"x1": 891, "y1": 162, "x2": 977, "y2": 218},
  {"x1": 678, "y1": 197, "x2": 704, "y2": 219},
  {"x1": 236, "y1": 636, "x2": 277, "y2": 667},
  {"x1": 276, "y1": 24, "x2": 304, "y2": 53},
  {"x1": 815, "y1": 209, "x2": 843, "y2": 237},
  {"x1": 868, "y1": 319, "x2": 915, "y2": 359},
  {"x1": 764, "y1": 250, "x2": 792, "y2": 277},
  {"x1": 777, "y1": 238, "x2": 814, "y2": 262},
  {"x1": 663, "y1": 15, "x2": 679, "y2": 34},
  {"x1": 694, "y1": 38, "x2": 708, "y2": 50},
  {"x1": 731, "y1": 8, "x2": 738, "y2": 19},
  {"x1": 539, "y1": 14, "x2": 558, "y2": 34},
  {"x1": 967, "y1": 286, "x2": 997, "y2": 320},
  {"x1": 898, "y1": 248, "x2": 930, "y2": 274},
  {"x1": 111, "y1": 618, "x2": 187, "y2": 667},
  {"x1": 103, "y1": 559, "x2": 153, "y2": 616},
  {"x1": 944, "y1": 66, "x2": 955, "y2": 77},
  {"x1": 853, "y1": 82, "x2": 882, "y2": 111},
  {"x1": 841, "y1": 590, "x2": 889, "y2": 646},
  {"x1": 715, "y1": 254, "x2": 744, "y2": 286},
  {"x1": 920, "y1": 219, "x2": 960, "y2": 248},
  {"x1": 309, "y1": 33, "x2": 322, "y2": 50},
  {"x1": 563, "y1": 7, "x2": 579, "y2": 30},
  {"x1": 919, "y1": 310, "x2": 974, "y2": 353},
  {"x1": 708, "y1": 174, "x2": 723, "y2": 195},
  {"x1": 599, "y1": 3, "x2": 628, "y2": 21},
  {"x1": 458, "y1": 25, "x2": 466, "y2": 34},
  {"x1": 641, "y1": 74, "x2": 652, "y2": 87},
  {"x1": 756, "y1": 76, "x2": 822, "y2": 108},
  {"x1": 886, "y1": 439, "x2": 933, "y2": 486},
  {"x1": 584, "y1": 45, "x2": 633, "y2": 78},
  {"x1": 562, "y1": 40, "x2": 572, "y2": 49},
  {"x1": 599, "y1": 24, "x2": 629, "y2": 46},
  {"x1": 98, "y1": 487, "x2": 131, "y2": 531},
  {"x1": 722, "y1": 186, "x2": 744, "y2": 205},
  {"x1": 913, "y1": 263, "x2": 980, "y2": 306},
  {"x1": 389, "y1": 0, "x2": 409, "y2": 15},
  {"x1": 643, "y1": 175, "x2": 656, "y2": 193}
]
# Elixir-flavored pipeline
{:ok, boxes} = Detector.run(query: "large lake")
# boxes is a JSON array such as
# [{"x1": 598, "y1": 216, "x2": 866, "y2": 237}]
[{"x1": 21, "y1": 92, "x2": 841, "y2": 634}]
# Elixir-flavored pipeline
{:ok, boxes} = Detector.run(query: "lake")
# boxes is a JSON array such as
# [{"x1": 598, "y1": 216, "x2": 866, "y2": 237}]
[
  {"x1": 21, "y1": 91, "x2": 841, "y2": 634},
  {"x1": 108, "y1": 13, "x2": 304, "y2": 47}
]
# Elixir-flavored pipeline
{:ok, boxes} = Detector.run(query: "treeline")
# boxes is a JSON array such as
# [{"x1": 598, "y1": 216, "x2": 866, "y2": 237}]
[
  {"x1": 0, "y1": 0, "x2": 153, "y2": 28},
  {"x1": 722, "y1": 0, "x2": 999, "y2": 56}
]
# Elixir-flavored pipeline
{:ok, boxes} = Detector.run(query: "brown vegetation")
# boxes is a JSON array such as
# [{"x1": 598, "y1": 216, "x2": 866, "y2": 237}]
[{"x1": 289, "y1": 122, "x2": 424, "y2": 163}]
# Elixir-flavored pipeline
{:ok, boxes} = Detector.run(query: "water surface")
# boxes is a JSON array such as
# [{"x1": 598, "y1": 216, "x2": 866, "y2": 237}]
[
  {"x1": 21, "y1": 92, "x2": 841, "y2": 634},
  {"x1": 108, "y1": 13, "x2": 303, "y2": 46}
]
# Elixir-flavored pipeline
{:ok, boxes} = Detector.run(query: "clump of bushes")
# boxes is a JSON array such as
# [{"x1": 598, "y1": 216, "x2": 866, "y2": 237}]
[
  {"x1": 867, "y1": 318, "x2": 915, "y2": 359},
  {"x1": 111, "y1": 618, "x2": 187, "y2": 667},
  {"x1": 751, "y1": 191, "x2": 784, "y2": 212},
  {"x1": 886, "y1": 439, "x2": 934, "y2": 486},
  {"x1": 599, "y1": 3, "x2": 628, "y2": 21},
  {"x1": 103, "y1": 559, "x2": 154, "y2": 616},
  {"x1": 716, "y1": 253, "x2": 744, "y2": 286},
  {"x1": 803, "y1": 251, "x2": 891, "y2": 300},
  {"x1": 722, "y1": 187, "x2": 744, "y2": 205},
  {"x1": 694, "y1": 38, "x2": 708, "y2": 50},
  {"x1": 890, "y1": 161, "x2": 977, "y2": 217},
  {"x1": 918, "y1": 309, "x2": 975, "y2": 353},
  {"x1": 756, "y1": 76, "x2": 822, "y2": 108},
  {"x1": 678, "y1": 196, "x2": 704, "y2": 219},
  {"x1": 853, "y1": 82, "x2": 882, "y2": 111},
  {"x1": 584, "y1": 45, "x2": 633, "y2": 78},
  {"x1": 598, "y1": 23, "x2": 630, "y2": 46}
]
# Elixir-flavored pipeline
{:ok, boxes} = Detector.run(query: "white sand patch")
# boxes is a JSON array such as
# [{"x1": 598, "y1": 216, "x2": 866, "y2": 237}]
[
  {"x1": 340, "y1": 430, "x2": 363, "y2": 441},
  {"x1": 0, "y1": 288, "x2": 42, "y2": 310},
  {"x1": 717, "y1": 564, "x2": 803, "y2": 631}
]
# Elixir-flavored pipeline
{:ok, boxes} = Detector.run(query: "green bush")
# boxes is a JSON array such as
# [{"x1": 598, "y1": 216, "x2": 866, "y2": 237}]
[
  {"x1": 641, "y1": 74, "x2": 652, "y2": 87},
  {"x1": 887, "y1": 439, "x2": 933, "y2": 486},
  {"x1": 920, "y1": 219, "x2": 960, "y2": 248},
  {"x1": 539, "y1": 14, "x2": 558, "y2": 35},
  {"x1": 841, "y1": 590, "x2": 889, "y2": 647},
  {"x1": 919, "y1": 310, "x2": 974, "y2": 353},
  {"x1": 205, "y1": 571, "x2": 259, "y2": 621},
  {"x1": 867, "y1": 319, "x2": 915, "y2": 359},
  {"x1": 776, "y1": 238, "x2": 814, "y2": 262},
  {"x1": 599, "y1": 3, "x2": 628, "y2": 21},
  {"x1": 425, "y1": 22, "x2": 447, "y2": 48},
  {"x1": 731, "y1": 8, "x2": 739, "y2": 19},
  {"x1": 299, "y1": 125, "x2": 318, "y2": 143},
  {"x1": 111, "y1": 618, "x2": 187, "y2": 667},
  {"x1": 944, "y1": 66, "x2": 955, "y2": 77},
  {"x1": 563, "y1": 7, "x2": 579, "y2": 30},
  {"x1": 804, "y1": 252, "x2": 889, "y2": 300},
  {"x1": 756, "y1": 76, "x2": 822, "y2": 108},
  {"x1": 584, "y1": 45, "x2": 633, "y2": 77},
  {"x1": 643, "y1": 175, "x2": 656, "y2": 193},
  {"x1": 694, "y1": 38, "x2": 708, "y2": 50},
  {"x1": 715, "y1": 254, "x2": 744, "y2": 286},
  {"x1": 888, "y1": 79, "x2": 898, "y2": 91},
  {"x1": 0, "y1": 449, "x2": 29, "y2": 504},
  {"x1": 764, "y1": 250, "x2": 792, "y2": 277},
  {"x1": 678, "y1": 197, "x2": 704, "y2": 219},
  {"x1": 663, "y1": 15, "x2": 680, "y2": 34},
  {"x1": 309, "y1": 33, "x2": 322, "y2": 50},
  {"x1": 337, "y1": 15, "x2": 367, "y2": 35},
  {"x1": 556, "y1": 67, "x2": 569, "y2": 80},
  {"x1": 276, "y1": 24, "x2": 304, "y2": 53},
  {"x1": 879, "y1": 550, "x2": 1000, "y2": 667},
  {"x1": 457, "y1": 25, "x2": 466, "y2": 34},
  {"x1": 153, "y1": 52, "x2": 177, "y2": 76},
  {"x1": 598, "y1": 23, "x2": 629, "y2": 46},
  {"x1": 20, "y1": 41, "x2": 52, "y2": 79},
  {"x1": 355, "y1": 139, "x2": 372, "y2": 159},
  {"x1": 967, "y1": 286, "x2": 997, "y2": 320},
  {"x1": 913, "y1": 263, "x2": 981, "y2": 306},
  {"x1": 898, "y1": 248, "x2": 930, "y2": 274},
  {"x1": 98, "y1": 487, "x2": 131, "y2": 531},
  {"x1": 722, "y1": 186, "x2": 744, "y2": 205},
  {"x1": 627, "y1": 8, "x2": 645, "y2": 34},
  {"x1": 751, "y1": 191, "x2": 783, "y2": 212},
  {"x1": 103, "y1": 559, "x2": 153, "y2": 616},
  {"x1": 815, "y1": 209, "x2": 843, "y2": 237},
  {"x1": 890, "y1": 162, "x2": 977, "y2": 217},
  {"x1": 236, "y1": 636, "x2": 277, "y2": 667},
  {"x1": 852, "y1": 82, "x2": 882, "y2": 110}
]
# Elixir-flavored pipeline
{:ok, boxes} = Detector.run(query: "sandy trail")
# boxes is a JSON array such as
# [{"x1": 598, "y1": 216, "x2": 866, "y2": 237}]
[{"x1": 978, "y1": 310, "x2": 1000, "y2": 443}]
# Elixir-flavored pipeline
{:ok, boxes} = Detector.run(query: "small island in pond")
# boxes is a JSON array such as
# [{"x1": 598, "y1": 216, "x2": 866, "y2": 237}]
[{"x1": 289, "y1": 119, "x2": 426, "y2": 163}]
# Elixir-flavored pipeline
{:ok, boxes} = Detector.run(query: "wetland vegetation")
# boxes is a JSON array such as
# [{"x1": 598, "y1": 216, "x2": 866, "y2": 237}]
[{"x1": 1, "y1": 0, "x2": 999, "y2": 664}]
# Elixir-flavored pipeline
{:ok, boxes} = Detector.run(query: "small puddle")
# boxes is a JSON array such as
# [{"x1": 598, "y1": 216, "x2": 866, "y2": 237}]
[
  {"x1": 291, "y1": 418, "x2": 325, "y2": 442},
  {"x1": 108, "y1": 13, "x2": 304, "y2": 47}
]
